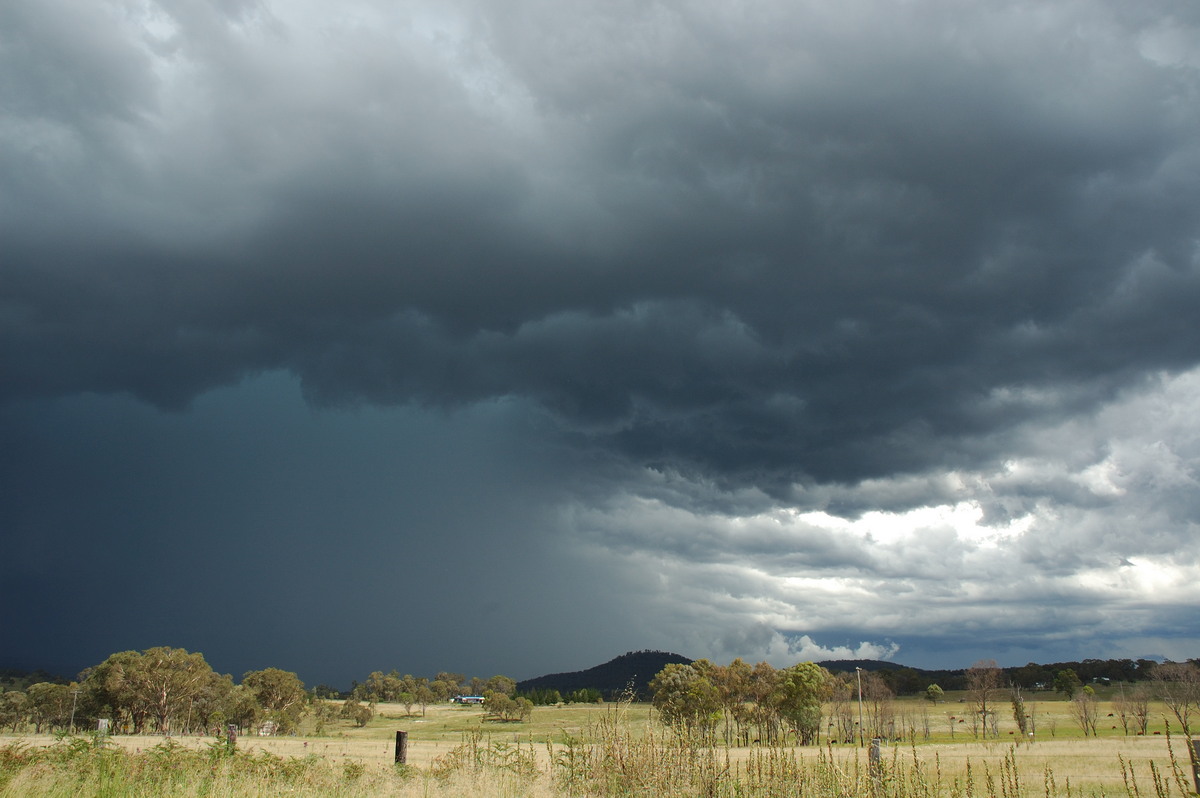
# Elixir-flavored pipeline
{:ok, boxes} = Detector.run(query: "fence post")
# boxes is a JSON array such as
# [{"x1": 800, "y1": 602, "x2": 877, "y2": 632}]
[
  {"x1": 395, "y1": 730, "x2": 408, "y2": 765},
  {"x1": 1190, "y1": 739, "x2": 1199, "y2": 796}
]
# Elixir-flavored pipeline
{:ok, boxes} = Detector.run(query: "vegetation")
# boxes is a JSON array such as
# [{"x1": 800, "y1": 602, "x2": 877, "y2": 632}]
[
  {"x1": 0, "y1": 647, "x2": 540, "y2": 739},
  {"x1": 3, "y1": 695, "x2": 1199, "y2": 797},
  {"x1": 2, "y1": 648, "x2": 1199, "y2": 795}
]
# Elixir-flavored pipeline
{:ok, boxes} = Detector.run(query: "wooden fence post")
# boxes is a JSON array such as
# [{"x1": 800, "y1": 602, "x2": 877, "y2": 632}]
[
  {"x1": 1189, "y1": 739, "x2": 1199, "y2": 796},
  {"x1": 395, "y1": 730, "x2": 408, "y2": 765}
]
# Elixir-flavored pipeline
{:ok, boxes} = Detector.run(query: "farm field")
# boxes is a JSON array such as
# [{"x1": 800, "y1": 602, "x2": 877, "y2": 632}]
[{"x1": 2, "y1": 692, "x2": 1197, "y2": 796}]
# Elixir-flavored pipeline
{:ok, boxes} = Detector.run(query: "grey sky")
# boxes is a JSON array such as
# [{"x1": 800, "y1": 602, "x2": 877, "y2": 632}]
[{"x1": 2, "y1": 0, "x2": 1199, "y2": 686}]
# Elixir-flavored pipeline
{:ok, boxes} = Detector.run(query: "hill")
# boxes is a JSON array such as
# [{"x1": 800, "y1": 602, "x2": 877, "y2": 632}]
[
  {"x1": 517, "y1": 650, "x2": 692, "y2": 699},
  {"x1": 0, "y1": 668, "x2": 69, "y2": 692},
  {"x1": 817, "y1": 659, "x2": 906, "y2": 674}
]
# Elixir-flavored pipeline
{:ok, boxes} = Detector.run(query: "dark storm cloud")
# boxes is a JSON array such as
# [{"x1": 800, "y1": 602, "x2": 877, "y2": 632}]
[
  {"x1": 5, "y1": 0, "x2": 1200, "y2": 492},
  {"x1": 5, "y1": 0, "x2": 1200, "y2": 679}
]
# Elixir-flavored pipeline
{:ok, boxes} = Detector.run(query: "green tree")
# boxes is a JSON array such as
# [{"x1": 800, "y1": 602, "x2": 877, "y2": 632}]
[
  {"x1": 243, "y1": 668, "x2": 307, "y2": 734},
  {"x1": 0, "y1": 691, "x2": 28, "y2": 732},
  {"x1": 746, "y1": 662, "x2": 782, "y2": 743},
  {"x1": 650, "y1": 662, "x2": 721, "y2": 738},
  {"x1": 1053, "y1": 669, "x2": 1082, "y2": 700},
  {"x1": 363, "y1": 670, "x2": 405, "y2": 703},
  {"x1": 339, "y1": 696, "x2": 373, "y2": 727},
  {"x1": 311, "y1": 699, "x2": 338, "y2": 735},
  {"x1": 711, "y1": 658, "x2": 752, "y2": 745},
  {"x1": 225, "y1": 683, "x2": 262, "y2": 734},
  {"x1": 83, "y1": 647, "x2": 214, "y2": 734},
  {"x1": 82, "y1": 650, "x2": 150, "y2": 733},
  {"x1": 520, "y1": 688, "x2": 563, "y2": 706},
  {"x1": 484, "y1": 693, "x2": 533, "y2": 722},
  {"x1": 566, "y1": 688, "x2": 602, "y2": 704},
  {"x1": 414, "y1": 680, "x2": 436, "y2": 716},
  {"x1": 364, "y1": 671, "x2": 388, "y2": 703},
  {"x1": 432, "y1": 672, "x2": 466, "y2": 701},
  {"x1": 775, "y1": 662, "x2": 831, "y2": 745},
  {"x1": 485, "y1": 675, "x2": 517, "y2": 697},
  {"x1": 26, "y1": 683, "x2": 73, "y2": 733},
  {"x1": 313, "y1": 684, "x2": 342, "y2": 700},
  {"x1": 190, "y1": 671, "x2": 236, "y2": 735},
  {"x1": 925, "y1": 684, "x2": 944, "y2": 704},
  {"x1": 1012, "y1": 662, "x2": 1052, "y2": 689},
  {"x1": 141, "y1": 647, "x2": 214, "y2": 734}
]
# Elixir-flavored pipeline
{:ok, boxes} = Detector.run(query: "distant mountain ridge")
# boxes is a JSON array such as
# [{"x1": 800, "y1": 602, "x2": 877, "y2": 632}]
[{"x1": 519, "y1": 653, "x2": 1178, "y2": 699}]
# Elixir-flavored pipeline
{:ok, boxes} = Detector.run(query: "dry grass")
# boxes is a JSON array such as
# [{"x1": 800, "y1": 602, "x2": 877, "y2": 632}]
[{"x1": 2, "y1": 694, "x2": 1196, "y2": 797}]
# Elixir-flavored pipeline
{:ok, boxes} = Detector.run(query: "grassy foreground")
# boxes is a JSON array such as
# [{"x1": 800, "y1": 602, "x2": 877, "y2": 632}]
[{"x1": 2, "y1": 695, "x2": 1197, "y2": 797}]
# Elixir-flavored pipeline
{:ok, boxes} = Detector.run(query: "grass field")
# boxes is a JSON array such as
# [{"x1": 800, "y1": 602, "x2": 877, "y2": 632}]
[{"x1": 2, "y1": 691, "x2": 1197, "y2": 796}]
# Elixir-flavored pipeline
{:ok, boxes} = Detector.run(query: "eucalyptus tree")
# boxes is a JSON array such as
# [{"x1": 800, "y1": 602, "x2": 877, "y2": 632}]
[
  {"x1": 649, "y1": 661, "x2": 722, "y2": 738},
  {"x1": 485, "y1": 675, "x2": 517, "y2": 697},
  {"x1": 0, "y1": 690, "x2": 28, "y2": 731},
  {"x1": 83, "y1": 647, "x2": 215, "y2": 734},
  {"x1": 26, "y1": 682, "x2": 73, "y2": 733},
  {"x1": 775, "y1": 662, "x2": 833, "y2": 745},
  {"x1": 745, "y1": 661, "x2": 782, "y2": 743},
  {"x1": 710, "y1": 658, "x2": 752, "y2": 744},
  {"x1": 243, "y1": 667, "x2": 307, "y2": 733}
]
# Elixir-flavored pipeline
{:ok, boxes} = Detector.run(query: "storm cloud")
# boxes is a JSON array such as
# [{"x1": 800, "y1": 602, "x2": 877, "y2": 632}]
[{"x1": 2, "y1": 0, "x2": 1199, "y2": 684}]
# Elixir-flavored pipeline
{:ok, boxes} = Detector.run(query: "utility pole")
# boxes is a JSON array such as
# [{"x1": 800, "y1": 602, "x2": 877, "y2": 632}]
[
  {"x1": 856, "y1": 667, "x2": 865, "y2": 747},
  {"x1": 69, "y1": 688, "x2": 80, "y2": 733}
]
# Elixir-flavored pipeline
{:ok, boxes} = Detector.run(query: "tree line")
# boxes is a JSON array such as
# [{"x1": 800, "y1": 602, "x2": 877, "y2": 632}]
[
  {"x1": 0, "y1": 647, "x2": 531, "y2": 736},
  {"x1": 826, "y1": 656, "x2": 1187, "y2": 697},
  {"x1": 648, "y1": 659, "x2": 855, "y2": 746},
  {"x1": 3, "y1": 648, "x2": 1196, "y2": 747},
  {"x1": 647, "y1": 657, "x2": 1200, "y2": 750},
  {"x1": 0, "y1": 648, "x2": 308, "y2": 736},
  {"x1": 345, "y1": 669, "x2": 534, "y2": 724}
]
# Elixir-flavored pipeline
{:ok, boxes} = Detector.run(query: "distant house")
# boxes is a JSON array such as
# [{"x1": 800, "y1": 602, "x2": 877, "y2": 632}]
[
  {"x1": 257, "y1": 720, "x2": 278, "y2": 736},
  {"x1": 452, "y1": 695, "x2": 486, "y2": 704}
]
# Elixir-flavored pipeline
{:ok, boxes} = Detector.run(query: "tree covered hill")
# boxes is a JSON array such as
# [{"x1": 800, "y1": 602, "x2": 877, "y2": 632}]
[
  {"x1": 517, "y1": 650, "x2": 692, "y2": 699},
  {"x1": 0, "y1": 668, "x2": 68, "y2": 692}
]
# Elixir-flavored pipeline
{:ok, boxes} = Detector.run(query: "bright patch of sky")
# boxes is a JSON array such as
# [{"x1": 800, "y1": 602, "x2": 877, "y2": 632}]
[{"x1": 797, "y1": 501, "x2": 1029, "y2": 548}]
